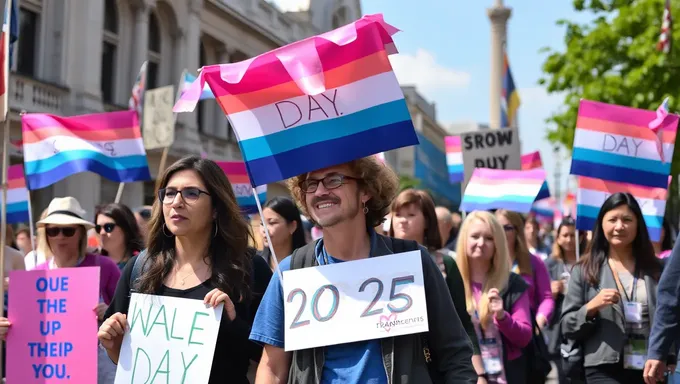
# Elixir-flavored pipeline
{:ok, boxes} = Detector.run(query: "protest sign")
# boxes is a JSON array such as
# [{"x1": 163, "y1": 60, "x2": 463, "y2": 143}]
[
  {"x1": 6, "y1": 267, "x2": 100, "y2": 383},
  {"x1": 114, "y1": 294, "x2": 223, "y2": 384},
  {"x1": 143, "y1": 85, "x2": 176, "y2": 150},
  {"x1": 460, "y1": 127, "x2": 521, "y2": 188},
  {"x1": 282, "y1": 251, "x2": 428, "y2": 351}
]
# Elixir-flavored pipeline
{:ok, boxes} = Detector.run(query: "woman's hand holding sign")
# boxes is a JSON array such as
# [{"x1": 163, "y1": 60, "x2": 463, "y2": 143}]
[
  {"x1": 204, "y1": 288, "x2": 236, "y2": 321},
  {"x1": 97, "y1": 312, "x2": 127, "y2": 363},
  {"x1": 488, "y1": 288, "x2": 505, "y2": 320}
]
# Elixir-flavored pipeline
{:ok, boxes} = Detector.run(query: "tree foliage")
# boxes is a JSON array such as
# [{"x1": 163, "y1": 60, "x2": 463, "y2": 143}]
[
  {"x1": 540, "y1": 0, "x2": 680, "y2": 174},
  {"x1": 398, "y1": 174, "x2": 422, "y2": 191}
]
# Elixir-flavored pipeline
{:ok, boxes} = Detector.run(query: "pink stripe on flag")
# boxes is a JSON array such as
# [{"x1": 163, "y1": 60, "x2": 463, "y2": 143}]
[
  {"x1": 214, "y1": 161, "x2": 248, "y2": 176},
  {"x1": 521, "y1": 151, "x2": 543, "y2": 170},
  {"x1": 579, "y1": 99, "x2": 679, "y2": 132},
  {"x1": 472, "y1": 168, "x2": 546, "y2": 181},
  {"x1": 8, "y1": 164, "x2": 24, "y2": 181}
]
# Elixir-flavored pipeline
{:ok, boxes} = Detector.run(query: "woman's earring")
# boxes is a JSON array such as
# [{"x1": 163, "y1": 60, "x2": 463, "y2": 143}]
[
  {"x1": 363, "y1": 202, "x2": 369, "y2": 215},
  {"x1": 213, "y1": 222, "x2": 218, "y2": 238},
  {"x1": 162, "y1": 223, "x2": 174, "y2": 237}
]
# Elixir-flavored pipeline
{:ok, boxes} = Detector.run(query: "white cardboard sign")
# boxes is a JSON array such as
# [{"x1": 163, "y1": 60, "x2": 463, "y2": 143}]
[
  {"x1": 142, "y1": 85, "x2": 176, "y2": 150},
  {"x1": 114, "y1": 293, "x2": 223, "y2": 384},
  {"x1": 282, "y1": 251, "x2": 428, "y2": 351},
  {"x1": 460, "y1": 127, "x2": 521, "y2": 188}
]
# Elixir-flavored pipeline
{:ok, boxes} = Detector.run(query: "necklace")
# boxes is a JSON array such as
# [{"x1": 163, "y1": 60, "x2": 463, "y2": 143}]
[{"x1": 175, "y1": 262, "x2": 208, "y2": 286}]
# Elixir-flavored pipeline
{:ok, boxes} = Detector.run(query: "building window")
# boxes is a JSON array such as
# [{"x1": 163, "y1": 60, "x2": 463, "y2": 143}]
[
  {"x1": 17, "y1": 8, "x2": 39, "y2": 77},
  {"x1": 101, "y1": 0, "x2": 118, "y2": 103},
  {"x1": 147, "y1": 13, "x2": 161, "y2": 90},
  {"x1": 197, "y1": 41, "x2": 206, "y2": 133}
]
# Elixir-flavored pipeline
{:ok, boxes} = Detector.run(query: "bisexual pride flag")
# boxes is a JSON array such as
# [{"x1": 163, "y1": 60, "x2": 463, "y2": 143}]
[
  {"x1": 460, "y1": 168, "x2": 547, "y2": 214},
  {"x1": 21, "y1": 110, "x2": 152, "y2": 189},
  {"x1": 175, "y1": 14, "x2": 418, "y2": 186},
  {"x1": 215, "y1": 161, "x2": 267, "y2": 215},
  {"x1": 576, "y1": 176, "x2": 669, "y2": 241},
  {"x1": 521, "y1": 151, "x2": 550, "y2": 200},
  {"x1": 1, "y1": 165, "x2": 29, "y2": 224},
  {"x1": 570, "y1": 99, "x2": 678, "y2": 189},
  {"x1": 445, "y1": 136, "x2": 463, "y2": 183}
]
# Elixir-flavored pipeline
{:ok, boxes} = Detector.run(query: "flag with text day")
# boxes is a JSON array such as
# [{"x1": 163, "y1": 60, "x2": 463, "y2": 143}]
[
  {"x1": 570, "y1": 99, "x2": 678, "y2": 189},
  {"x1": 174, "y1": 14, "x2": 419, "y2": 186},
  {"x1": 214, "y1": 160, "x2": 267, "y2": 215}
]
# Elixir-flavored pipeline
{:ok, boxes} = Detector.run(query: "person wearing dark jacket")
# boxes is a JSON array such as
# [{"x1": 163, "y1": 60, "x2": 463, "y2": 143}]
[{"x1": 250, "y1": 157, "x2": 477, "y2": 383}]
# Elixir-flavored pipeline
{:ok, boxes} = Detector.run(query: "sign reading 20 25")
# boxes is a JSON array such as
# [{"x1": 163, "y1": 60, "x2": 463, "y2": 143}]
[{"x1": 282, "y1": 251, "x2": 429, "y2": 351}]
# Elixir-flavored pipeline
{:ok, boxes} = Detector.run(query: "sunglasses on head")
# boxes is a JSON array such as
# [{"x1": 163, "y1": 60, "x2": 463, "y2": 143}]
[
  {"x1": 45, "y1": 227, "x2": 78, "y2": 238},
  {"x1": 95, "y1": 223, "x2": 117, "y2": 233}
]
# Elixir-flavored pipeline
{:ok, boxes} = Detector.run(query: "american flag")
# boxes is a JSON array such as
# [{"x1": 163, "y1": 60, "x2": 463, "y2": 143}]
[{"x1": 658, "y1": 0, "x2": 672, "y2": 54}]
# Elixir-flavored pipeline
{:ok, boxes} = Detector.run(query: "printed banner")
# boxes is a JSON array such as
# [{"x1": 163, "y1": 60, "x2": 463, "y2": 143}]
[
  {"x1": 6, "y1": 267, "x2": 101, "y2": 383},
  {"x1": 114, "y1": 294, "x2": 223, "y2": 384},
  {"x1": 282, "y1": 251, "x2": 428, "y2": 351}
]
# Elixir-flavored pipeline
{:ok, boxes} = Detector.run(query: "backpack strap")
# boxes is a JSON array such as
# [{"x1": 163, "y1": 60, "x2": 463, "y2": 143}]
[
  {"x1": 289, "y1": 241, "x2": 319, "y2": 270},
  {"x1": 130, "y1": 249, "x2": 149, "y2": 291}
]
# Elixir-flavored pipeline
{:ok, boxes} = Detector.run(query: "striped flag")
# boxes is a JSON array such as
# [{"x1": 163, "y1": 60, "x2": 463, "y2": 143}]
[
  {"x1": 0, "y1": 0, "x2": 18, "y2": 121},
  {"x1": 658, "y1": 0, "x2": 672, "y2": 54},
  {"x1": 500, "y1": 51, "x2": 520, "y2": 128},
  {"x1": 214, "y1": 161, "x2": 267, "y2": 214},
  {"x1": 521, "y1": 151, "x2": 550, "y2": 200},
  {"x1": 174, "y1": 14, "x2": 417, "y2": 186},
  {"x1": 445, "y1": 136, "x2": 464, "y2": 183},
  {"x1": 460, "y1": 168, "x2": 547, "y2": 214},
  {"x1": 129, "y1": 61, "x2": 148, "y2": 118},
  {"x1": 21, "y1": 110, "x2": 151, "y2": 189},
  {"x1": 182, "y1": 71, "x2": 215, "y2": 100},
  {"x1": 531, "y1": 197, "x2": 557, "y2": 225},
  {"x1": 0, "y1": 164, "x2": 29, "y2": 224}
]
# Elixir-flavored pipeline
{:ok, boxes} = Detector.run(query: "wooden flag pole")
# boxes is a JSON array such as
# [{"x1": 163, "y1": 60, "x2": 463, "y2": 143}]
[
  {"x1": 114, "y1": 182, "x2": 125, "y2": 203},
  {"x1": 0, "y1": 117, "x2": 10, "y2": 381},
  {"x1": 155, "y1": 147, "x2": 169, "y2": 191}
]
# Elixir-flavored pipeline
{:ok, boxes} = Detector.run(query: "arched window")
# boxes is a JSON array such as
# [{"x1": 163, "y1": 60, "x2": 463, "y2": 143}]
[
  {"x1": 101, "y1": 0, "x2": 118, "y2": 103},
  {"x1": 147, "y1": 13, "x2": 161, "y2": 90},
  {"x1": 197, "y1": 41, "x2": 206, "y2": 132},
  {"x1": 331, "y1": 7, "x2": 347, "y2": 29}
]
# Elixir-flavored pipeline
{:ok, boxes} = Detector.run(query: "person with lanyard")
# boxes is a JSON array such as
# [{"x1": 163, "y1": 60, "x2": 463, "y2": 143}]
[
  {"x1": 560, "y1": 193, "x2": 663, "y2": 383},
  {"x1": 250, "y1": 156, "x2": 477, "y2": 383}
]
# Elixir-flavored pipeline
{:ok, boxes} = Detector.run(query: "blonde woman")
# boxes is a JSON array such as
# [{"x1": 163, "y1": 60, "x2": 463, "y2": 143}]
[
  {"x1": 23, "y1": 208, "x2": 49, "y2": 270},
  {"x1": 456, "y1": 211, "x2": 532, "y2": 384}
]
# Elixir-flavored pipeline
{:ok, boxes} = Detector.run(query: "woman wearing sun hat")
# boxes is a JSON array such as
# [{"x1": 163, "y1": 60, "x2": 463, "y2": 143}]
[{"x1": 0, "y1": 196, "x2": 122, "y2": 383}]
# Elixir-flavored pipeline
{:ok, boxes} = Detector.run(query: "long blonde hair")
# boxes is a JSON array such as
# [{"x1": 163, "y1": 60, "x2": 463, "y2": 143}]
[
  {"x1": 455, "y1": 211, "x2": 511, "y2": 330},
  {"x1": 495, "y1": 210, "x2": 533, "y2": 275}
]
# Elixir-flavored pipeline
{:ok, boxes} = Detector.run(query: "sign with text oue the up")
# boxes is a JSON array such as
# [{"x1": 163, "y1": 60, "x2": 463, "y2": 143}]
[
  {"x1": 6, "y1": 267, "x2": 100, "y2": 383},
  {"x1": 460, "y1": 127, "x2": 521, "y2": 188},
  {"x1": 282, "y1": 251, "x2": 428, "y2": 351},
  {"x1": 114, "y1": 294, "x2": 223, "y2": 384}
]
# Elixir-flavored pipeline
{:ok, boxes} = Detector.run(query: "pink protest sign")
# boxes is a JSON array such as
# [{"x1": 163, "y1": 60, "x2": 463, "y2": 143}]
[{"x1": 6, "y1": 267, "x2": 100, "y2": 383}]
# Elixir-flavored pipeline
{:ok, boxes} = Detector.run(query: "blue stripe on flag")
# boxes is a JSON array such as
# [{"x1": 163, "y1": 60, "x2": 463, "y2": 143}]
[
  {"x1": 536, "y1": 181, "x2": 550, "y2": 201},
  {"x1": 244, "y1": 120, "x2": 418, "y2": 186},
  {"x1": 570, "y1": 158, "x2": 670, "y2": 189},
  {"x1": 460, "y1": 200, "x2": 533, "y2": 214},
  {"x1": 6, "y1": 201, "x2": 29, "y2": 224},
  {"x1": 25, "y1": 156, "x2": 151, "y2": 189},
  {"x1": 239, "y1": 99, "x2": 411, "y2": 161},
  {"x1": 25, "y1": 151, "x2": 149, "y2": 175}
]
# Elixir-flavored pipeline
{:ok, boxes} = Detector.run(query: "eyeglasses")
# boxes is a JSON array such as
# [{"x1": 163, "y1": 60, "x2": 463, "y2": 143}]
[
  {"x1": 158, "y1": 187, "x2": 210, "y2": 205},
  {"x1": 45, "y1": 227, "x2": 77, "y2": 238},
  {"x1": 95, "y1": 223, "x2": 117, "y2": 233},
  {"x1": 503, "y1": 224, "x2": 516, "y2": 232},
  {"x1": 300, "y1": 174, "x2": 358, "y2": 193}
]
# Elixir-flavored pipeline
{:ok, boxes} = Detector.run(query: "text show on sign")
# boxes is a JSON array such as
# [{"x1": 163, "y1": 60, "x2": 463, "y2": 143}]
[{"x1": 282, "y1": 251, "x2": 428, "y2": 352}]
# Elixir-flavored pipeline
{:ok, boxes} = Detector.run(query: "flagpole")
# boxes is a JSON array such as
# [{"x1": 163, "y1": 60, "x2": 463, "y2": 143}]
[
  {"x1": 0, "y1": 116, "x2": 9, "y2": 382},
  {"x1": 114, "y1": 182, "x2": 125, "y2": 203}
]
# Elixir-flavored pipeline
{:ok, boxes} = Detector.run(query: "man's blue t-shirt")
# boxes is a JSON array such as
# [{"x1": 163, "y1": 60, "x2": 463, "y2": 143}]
[{"x1": 249, "y1": 234, "x2": 388, "y2": 384}]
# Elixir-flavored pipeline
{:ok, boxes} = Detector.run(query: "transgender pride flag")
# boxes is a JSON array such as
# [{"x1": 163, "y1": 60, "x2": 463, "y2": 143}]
[
  {"x1": 175, "y1": 14, "x2": 418, "y2": 186},
  {"x1": 215, "y1": 161, "x2": 267, "y2": 214},
  {"x1": 1, "y1": 165, "x2": 29, "y2": 224},
  {"x1": 445, "y1": 136, "x2": 463, "y2": 183},
  {"x1": 182, "y1": 71, "x2": 214, "y2": 100},
  {"x1": 460, "y1": 168, "x2": 547, "y2": 214}
]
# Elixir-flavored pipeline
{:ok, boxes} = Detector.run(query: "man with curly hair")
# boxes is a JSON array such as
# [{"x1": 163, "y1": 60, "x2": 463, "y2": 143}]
[{"x1": 250, "y1": 156, "x2": 477, "y2": 384}]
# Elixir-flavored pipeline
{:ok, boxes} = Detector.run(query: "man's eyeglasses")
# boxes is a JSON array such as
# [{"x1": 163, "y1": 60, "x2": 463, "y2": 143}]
[
  {"x1": 46, "y1": 227, "x2": 77, "y2": 238},
  {"x1": 158, "y1": 187, "x2": 210, "y2": 205},
  {"x1": 95, "y1": 223, "x2": 117, "y2": 233},
  {"x1": 300, "y1": 174, "x2": 357, "y2": 193}
]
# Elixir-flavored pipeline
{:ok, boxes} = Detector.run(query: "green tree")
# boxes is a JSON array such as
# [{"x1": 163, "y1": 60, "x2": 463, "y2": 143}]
[
  {"x1": 540, "y1": 0, "x2": 680, "y2": 221},
  {"x1": 398, "y1": 174, "x2": 422, "y2": 191}
]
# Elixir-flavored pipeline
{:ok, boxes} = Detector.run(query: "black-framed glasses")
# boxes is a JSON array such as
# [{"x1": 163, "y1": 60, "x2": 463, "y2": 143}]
[
  {"x1": 95, "y1": 223, "x2": 116, "y2": 234},
  {"x1": 46, "y1": 227, "x2": 77, "y2": 238},
  {"x1": 158, "y1": 187, "x2": 210, "y2": 204},
  {"x1": 301, "y1": 174, "x2": 358, "y2": 193}
]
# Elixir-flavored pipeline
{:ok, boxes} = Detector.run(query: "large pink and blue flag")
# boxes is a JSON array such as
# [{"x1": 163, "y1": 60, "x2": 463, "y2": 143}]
[
  {"x1": 21, "y1": 110, "x2": 152, "y2": 190},
  {"x1": 521, "y1": 151, "x2": 550, "y2": 200},
  {"x1": 445, "y1": 136, "x2": 463, "y2": 183},
  {"x1": 460, "y1": 168, "x2": 547, "y2": 214},
  {"x1": 174, "y1": 14, "x2": 418, "y2": 186},
  {"x1": 215, "y1": 161, "x2": 267, "y2": 215},
  {"x1": 1, "y1": 165, "x2": 29, "y2": 224},
  {"x1": 570, "y1": 99, "x2": 678, "y2": 189}
]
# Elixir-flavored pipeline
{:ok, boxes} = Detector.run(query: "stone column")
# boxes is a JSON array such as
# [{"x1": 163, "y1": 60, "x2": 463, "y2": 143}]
[
  {"x1": 130, "y1": 0, "x2": 151, "y2": 88},
  {"x1": 214, "y1": 46, "x2": 231, "y2": 139},
  {"x1": 176, "y1": 0, "x2": 202, "y2": 131},
  {"x1": 487, "y1": 0, "x2": 511, "y2": 130}
]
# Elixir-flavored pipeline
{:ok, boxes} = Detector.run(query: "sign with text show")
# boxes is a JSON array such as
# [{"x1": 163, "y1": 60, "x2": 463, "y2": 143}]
[
  {"x1": 282, "y1": 251, "x2": 428, "y2": 351},
  {"x1": 460, "y1": 127, "x2": 521, "y2": 189},
  {"x1": 114, "y1": 294, "x2": 223, "y2": 384}
]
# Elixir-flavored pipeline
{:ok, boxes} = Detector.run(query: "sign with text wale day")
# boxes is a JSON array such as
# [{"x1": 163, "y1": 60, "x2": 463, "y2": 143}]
[
  {"x1": 6, "y1": 267, "x2": 100, "y2": 383},
  {"x1": 114, "y1": 294, "x2": 223, "y2": 384},
  {"x1": 282, "y1": 251, "x2": 428, "y2": 351},
  {"x1": 142, "y1": 85, "x2": 176, "y2": 150},
  {"x1": 460, "y1": 127, "x2": 521, "y2": 189}
]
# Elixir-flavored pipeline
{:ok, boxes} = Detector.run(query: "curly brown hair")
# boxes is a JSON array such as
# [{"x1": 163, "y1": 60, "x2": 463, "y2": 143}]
[
  {"x1": 287, "y1": 156, "x2": 399, "y2": 229},
  {"x1": 138, "y1": 156, "x2": 254, "y2": 302}
]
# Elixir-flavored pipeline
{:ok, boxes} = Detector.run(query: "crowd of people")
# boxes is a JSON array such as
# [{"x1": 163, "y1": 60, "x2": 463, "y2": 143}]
[{"x1": 1, "y1": 154, "x2": 680, "y2": 384}]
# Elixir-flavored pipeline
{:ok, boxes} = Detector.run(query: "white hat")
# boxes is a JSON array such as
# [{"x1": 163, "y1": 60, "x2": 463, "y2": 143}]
[{"x1": 37, "y1": 197, "x2": 95, "y2": 230}]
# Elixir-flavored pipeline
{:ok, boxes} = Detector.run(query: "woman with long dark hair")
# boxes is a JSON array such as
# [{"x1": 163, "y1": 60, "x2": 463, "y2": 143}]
[
  {"x1": 258, "y1": 196, "x2": 307, "y2": 271},
  {"x1": 95, "y1": 203, "x2": 144, "y2": 269},
  {"x1": 560, "y1": 193, "x2": 662, "y2": 383},
  {"x1": 97, "y1": 156, "x2": 272, "y2": 383}
]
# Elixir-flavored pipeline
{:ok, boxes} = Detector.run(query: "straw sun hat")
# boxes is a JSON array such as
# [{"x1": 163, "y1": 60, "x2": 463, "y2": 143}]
[{"x1": 37, "y1": 197, "x2": 95, "y2": 230}]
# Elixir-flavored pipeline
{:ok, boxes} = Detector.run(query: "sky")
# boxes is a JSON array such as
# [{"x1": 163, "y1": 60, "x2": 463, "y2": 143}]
[{"x1": 271, "y1": 0, "x2": 591, "y2": 196}]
